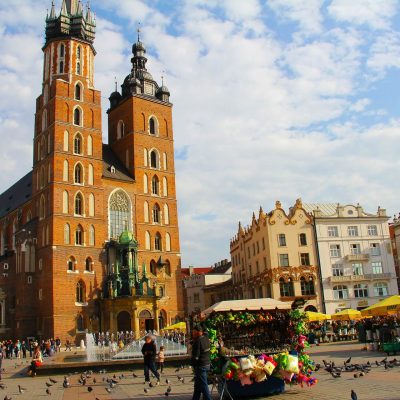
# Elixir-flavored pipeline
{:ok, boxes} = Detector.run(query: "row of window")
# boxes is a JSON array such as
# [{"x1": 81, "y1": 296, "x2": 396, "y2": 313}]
[
  {"x1": 144, "y1": 148, "x2": 168, "y2": 170},
  {"x1": 277, "y1": 233, "x2": 308, "y2": 247},
  {"x1": 57, "y1": 43, "x2": 84, "y2": 76},
  {"x1": 42, "y1": 81, "x2": 83, "y2": 108},
  {"x1": 63, "y1": 191, "x2": 95, "y2": 216},
  {"x1": 144, "y1": 231, "x2": 172, "y2": 252},
  {"x1": 41, "y1": 105, "x2": 84, "y2": 134},
  {"x1": 117, "y1": 116, "x2": 160, "y2": 140},
  {"x1": 63, "y1": 161, "x2": 94, "y2": 186},
  {"x1": 332, "y1": 261, "x2": 384, "y2": 276},
  {"x1": 144, "y1": 202, "x2": 170, "y2": 225},
  {"x1": 330, "y1": 243, "x2": 381, "y2": 258},
  {"x1": 64, "y1": 224, "x2": 95, "y2": 246},
  {"x1": 144, "y1": 174, "x2": 168, "y2": 197},
  {"x1": 328, "y1": 225, "x2": 379, "y2": 237},
  {"x1": 333, "y1": 282, "x2": 389, "y2": 299},
  {"x1": 279, "y1": 277, "x2": 315, "y2": 297},
  {"x1": 278, "y1": 253, "x2": 311, "y2": 267},
  {"x1": 64, "y1": 131, "x2": 93, "y2": 155}
]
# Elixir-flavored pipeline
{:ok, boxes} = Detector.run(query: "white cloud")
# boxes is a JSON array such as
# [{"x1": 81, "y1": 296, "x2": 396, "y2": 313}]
[
  {"x1": 0, "y1": 1, "x2": 400, "y2": 266},
  {"x1": 328, "y1": 0, "x2": 398, "y2": 30},
  {"x1": 268, "y1": 0, "x2": 324, "y2": 34}
]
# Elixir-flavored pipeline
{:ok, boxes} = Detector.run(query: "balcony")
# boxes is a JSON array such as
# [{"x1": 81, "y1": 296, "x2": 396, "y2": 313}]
[
  {"x1": 345, "y1": 254, "x2": 370, "y2": 262},
  {"x1": 329, "y1": 274, "x2": 368, "y2": 283},
  {"x1": 364, "y1": 272, "x2": 392, "y2": 280},
  {"x1": 329, "y1": 273, "x2": 392, "y2": 283}
]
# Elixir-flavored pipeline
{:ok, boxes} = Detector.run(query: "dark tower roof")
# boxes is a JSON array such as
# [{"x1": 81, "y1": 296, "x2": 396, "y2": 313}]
[
  {"x1": 45, "y1": 0, "x2": 96, "y2": 45},
  {"x1": 110, "y1": 30, "x2": 170, "y2": 109}
]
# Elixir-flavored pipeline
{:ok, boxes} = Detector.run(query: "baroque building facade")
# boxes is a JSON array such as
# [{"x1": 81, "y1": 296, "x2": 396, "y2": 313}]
[
  {"x1": 0, "y1": 1, "x2": 183, "y2": 342},
  {"x1": 303, "y1": 203, "x2": 398, "y2": 314},
  {"x1": 230, "y1": 199, "x2": 322, "y2": 311}
]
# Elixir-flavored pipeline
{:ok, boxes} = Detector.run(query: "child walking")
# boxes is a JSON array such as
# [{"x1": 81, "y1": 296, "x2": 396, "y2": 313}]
[{"x1": 158, "y1": 345, "x2": 165, "y2": 374}]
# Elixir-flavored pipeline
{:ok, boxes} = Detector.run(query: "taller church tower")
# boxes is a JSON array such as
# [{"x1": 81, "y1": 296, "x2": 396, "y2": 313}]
[{"x1": 30, "y1": 0, "x2": 104, "y2": 338}]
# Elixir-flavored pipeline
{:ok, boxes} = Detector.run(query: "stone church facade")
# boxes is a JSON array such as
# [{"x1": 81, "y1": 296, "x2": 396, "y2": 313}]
[{"x1": 0, "y1": 0, "x2": 184, "y2": 342}]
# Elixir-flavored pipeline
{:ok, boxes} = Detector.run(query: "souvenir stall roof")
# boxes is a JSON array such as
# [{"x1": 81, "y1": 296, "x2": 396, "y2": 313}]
[{"x1": 203, "y1": 298, "x2": 291, "y2": 316}]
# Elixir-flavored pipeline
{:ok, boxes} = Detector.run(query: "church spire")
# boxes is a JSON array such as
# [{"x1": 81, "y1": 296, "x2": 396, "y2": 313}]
[{"x1": 49, "y1": 1, "x2": 56, "y2": 19}]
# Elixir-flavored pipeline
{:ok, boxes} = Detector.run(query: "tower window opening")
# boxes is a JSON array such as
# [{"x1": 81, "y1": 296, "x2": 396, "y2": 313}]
[
  {"x1": 75, "y1": 83, "x2": 82, "y2": 101},
  {"x1": 75, "y1": 225, "x2": 83, "y2": 245},
  {"x1": 74, "y1": 133, "x2": 82, "y2": 154},
  {"x1": 76, "y1": 61, "x2": 81, "y2": 75},
  {"x1": 75, "y1": 193, "x2": 83, "y2": 216},
  {"x1": 73, "y1": 107, "x2": 82, "y2": 126}
]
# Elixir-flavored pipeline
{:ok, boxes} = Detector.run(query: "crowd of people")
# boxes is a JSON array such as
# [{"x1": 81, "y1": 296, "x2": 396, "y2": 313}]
[{"x1": 307, "y1": 316, "x2": 400, "y2": 344}]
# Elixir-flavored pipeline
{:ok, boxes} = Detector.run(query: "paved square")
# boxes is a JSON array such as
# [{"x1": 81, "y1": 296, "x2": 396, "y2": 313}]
[{"x1": 1, "y1": 343, "x2": 399, "y2": 400}]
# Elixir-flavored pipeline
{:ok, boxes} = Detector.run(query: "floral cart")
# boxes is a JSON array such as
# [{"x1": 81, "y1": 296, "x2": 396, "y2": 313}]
[{"x1": 193, "y1": 299, "x2": 317, "y2": 399}]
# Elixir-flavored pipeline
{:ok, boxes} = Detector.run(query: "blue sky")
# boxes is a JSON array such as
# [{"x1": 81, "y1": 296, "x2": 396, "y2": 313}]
[{"x1": 1, "y1": 0, "x2": 400, "y2": 266}]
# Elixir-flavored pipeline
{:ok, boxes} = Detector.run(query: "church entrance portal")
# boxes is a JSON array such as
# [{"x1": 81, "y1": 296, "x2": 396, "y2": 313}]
[{"x1": 117, "y1": 311, "x2": 131, "y2": 332}]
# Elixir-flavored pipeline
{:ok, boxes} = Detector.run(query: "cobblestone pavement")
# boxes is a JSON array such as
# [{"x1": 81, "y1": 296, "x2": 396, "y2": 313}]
[{"x1": 1, "y1": 342, "x2": 400, "y2": 400}]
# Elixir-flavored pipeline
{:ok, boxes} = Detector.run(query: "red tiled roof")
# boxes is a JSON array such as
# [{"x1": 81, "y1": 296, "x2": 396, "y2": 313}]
[{"x1": 181, "y1": 267, "x2": 213, "y2": 276}]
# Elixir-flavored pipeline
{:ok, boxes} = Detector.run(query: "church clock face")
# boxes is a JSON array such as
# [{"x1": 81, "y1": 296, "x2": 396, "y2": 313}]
[{"x1": 144, "y1": 82, "x2": 154, "y2": 95}]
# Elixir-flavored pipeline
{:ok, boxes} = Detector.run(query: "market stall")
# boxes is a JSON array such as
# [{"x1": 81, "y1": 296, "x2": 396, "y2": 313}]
[{"x1": 194, "y1": 299, "x2": 317, "y2": 399}]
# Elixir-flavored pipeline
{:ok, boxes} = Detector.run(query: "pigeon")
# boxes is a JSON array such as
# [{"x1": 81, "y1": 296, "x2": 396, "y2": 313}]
[
  {"x1": 133, "y1": 372, "x2": 138, "y2": 378},
  {"x1": 49, "y1": 378, "x2": 57, "y2": 384},
  {"x1": 4, "y1": 396, "x2": 12, "y2": 400},
  {"x1": 88, "y1": 387, "x2": 93, "y2": 392},
  {"x1": 45, "y1": 382, "x2": 53, "y2": 388},
  {"x1": 165, "y1": 392, "x2": 169, "y2": 396},
  {"x1": 353, "y1": 373, "x2": 359, "y2": 378},
  {"x1": 144, "y1": 388, "x2": 149, "y2": 393},
  {"x1": 45, "y1": 388, "x2": 51, "y2": 396},
  {"x1": 149, "y1": 382, "x2": 154, "y2": 388},
  {"x1": 167, "y1": 386, "x2": 172, "y2": 393},
  {"x1": 0, "y1": 384, "x2": 6, "y2": 390},
  {"x1": 105, "y1": 388, "x2": 112, "y2": 394},
  {"x1": 175, "y1": 368, "x2": 180, "y2": 373},
  {"x1": 166, "y1": 379, "x2": 171, "y2": 385},
  {"x1": 331, "y1": 372, "x2": 341, "y2": 378},
  {"x1": 351, "y1": 389, "x2": 358, "y2": 400},
  {"x1": 345, "y1": 357, "x2": 352, "y2": 365},
  {"x1": 63, "y1": 380, "x2": 70, "y2": 389},
  {"x1": 93, "y1": 377, "x2": 97, "y2": 384},
  {"x1": 18, "y1": 386, "x2": 26, "y2": 394}
]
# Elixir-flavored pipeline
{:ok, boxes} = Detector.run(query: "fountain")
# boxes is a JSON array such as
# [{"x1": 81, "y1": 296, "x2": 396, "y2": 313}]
[{"x1": 86, "y1": 332, "x2": 98, "y2": 362}]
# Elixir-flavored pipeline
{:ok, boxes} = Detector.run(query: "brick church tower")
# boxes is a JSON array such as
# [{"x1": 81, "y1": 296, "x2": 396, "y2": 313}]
[{"x1": 0, "y1": 0, "x2": 184, "y2": 342}]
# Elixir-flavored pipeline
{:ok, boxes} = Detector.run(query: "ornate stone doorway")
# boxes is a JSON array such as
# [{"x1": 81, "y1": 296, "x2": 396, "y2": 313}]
[
  {"x1": 138, "y1": 309, "x2": 154, "y2": 332},
  {"x1": 117, "y1": 311, "x2": 131, "y2": 332}
]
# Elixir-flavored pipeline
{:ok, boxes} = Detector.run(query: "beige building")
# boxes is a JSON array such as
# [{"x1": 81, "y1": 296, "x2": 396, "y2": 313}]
[
  {"x1": 183, "y1": 260, "x2": 232, "y2": 315},
  {"x1": 230, "y1": 199, "x2": 321, "y2": 311},
  {"x1": 303, "y1": 203, "x2": 398, "y2": 314}
]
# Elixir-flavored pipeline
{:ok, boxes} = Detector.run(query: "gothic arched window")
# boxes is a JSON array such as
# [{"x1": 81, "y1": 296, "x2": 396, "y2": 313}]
[
  {"x1": 75, "y1": 83, "x2": 82, "y2": 100},
  {"x1": 150, "y1": 150, "x2": 159, "y2": 168},
  {"x1": 68, "y1": 256, "x2": 75, "y2": 271},
  {"x1": 153, "y1": 203, "x2": 160, "y2": 223},
  {"x1": 149, "y1": 116, "x2": 158, "y2": 135},
  {"x1": 76, "y1": 280, "x2": 85, "y2": 303},
  {"x1": 75, "y1": 224, "x2": 83, "y2": 245},
  {"x1": 73, "y1": 107, "x2": 82, "y2": 126},
  {"x1": 117, "y1": 120, "x2": 125, "y2": 139},
  {"x1": 74, "y1": 163, "x2": 83, "y2": 184},
  {"x1": 109, "y1": 190, "x2": 132, "y2": 239},
  {"x1": 151, "y1": 175, "x2": 159, "y2": 195},
  {"x1": 74, "y1": 133, "x2": 82, "y2": 154},
  {"x1": 64, "y1": 224, "x2": 70, "y2": 244},
  {"x1": 85, "y1": 257, "x2": 92, "y2": 272},
  {"x1": 75, "y1": 193, "x2": 83, "y2": 215},
  {"x1": 154, "y1": 232, "x2": 162, "y2": 251}
]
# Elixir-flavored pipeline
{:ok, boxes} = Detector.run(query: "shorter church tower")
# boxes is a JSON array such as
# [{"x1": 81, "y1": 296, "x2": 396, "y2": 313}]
[{"x1": 104, "y1": 32, "x2": 183, "y2": 331}]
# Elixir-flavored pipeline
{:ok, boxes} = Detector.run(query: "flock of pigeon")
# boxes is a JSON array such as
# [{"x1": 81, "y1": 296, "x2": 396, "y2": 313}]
[
  {"x1": 0, "y1": 364, "x2": 191, "y2": 400},
  {"x1": 317, "y1": 356, "x2": 400, "y2": 400}
]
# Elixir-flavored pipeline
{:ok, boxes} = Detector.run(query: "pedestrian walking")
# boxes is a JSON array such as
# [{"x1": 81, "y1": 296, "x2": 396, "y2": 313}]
[
  {"x1": 21, "y1": 341, "x2": 27, "y2": 359},
  {"x1": 141, "y1": 335, "x2": 160, "y2": 384},
  {"x1": 190, "y1": 325, "x2": 212, "y2": 400},
  {"x1": 0, "y1": 345, "x2": 5, "y2": 380}
]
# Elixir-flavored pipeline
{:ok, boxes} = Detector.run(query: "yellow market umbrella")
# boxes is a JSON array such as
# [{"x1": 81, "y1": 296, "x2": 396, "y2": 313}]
[
  {"x1": 163, "y1": 322, "x2": 186, "y2": 331},
  {"x1": 331, "y1": 309, "x2": 362, "y2": 321},
  {"x1": 361, "y1": 296, "x2": 400, "y2": 317},
  {"x1": 306, "y1": 311, "x2": 331, "y2": 322}
]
